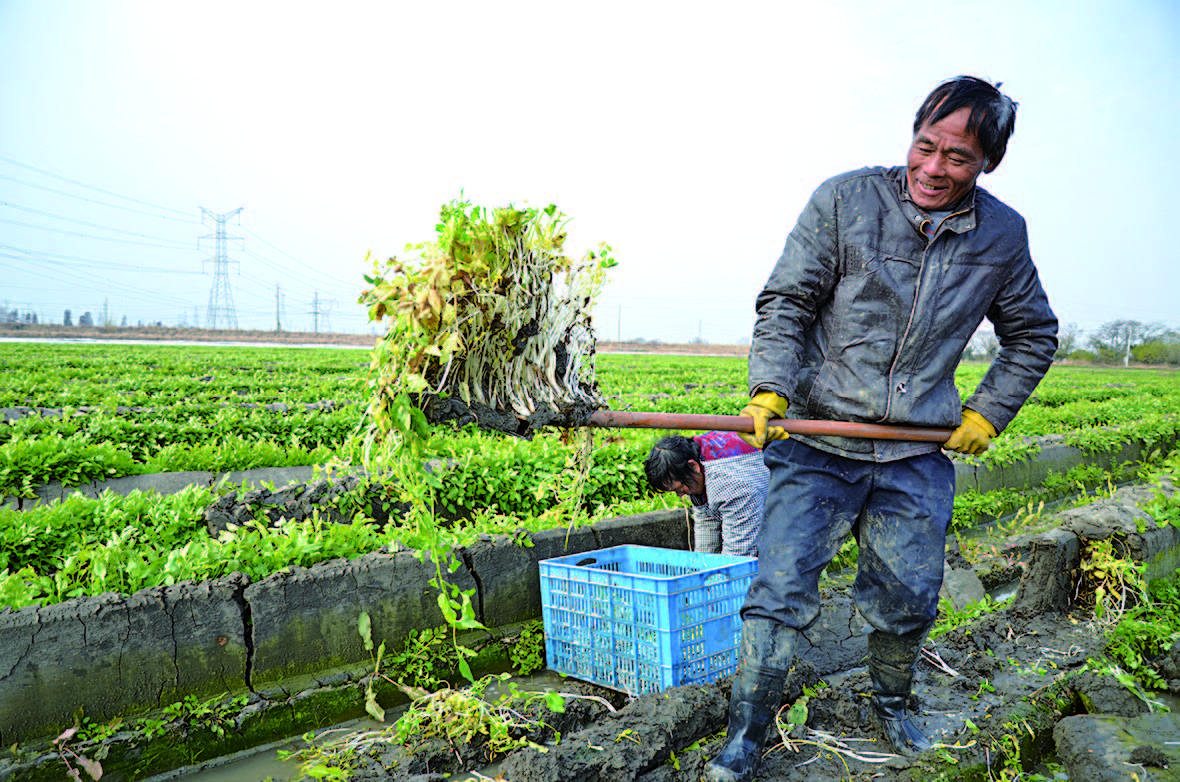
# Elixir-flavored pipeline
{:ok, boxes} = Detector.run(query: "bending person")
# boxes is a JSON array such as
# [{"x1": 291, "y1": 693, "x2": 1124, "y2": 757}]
[{"x1": 644, "y1": 432, "x2": 767, "y2": 557}]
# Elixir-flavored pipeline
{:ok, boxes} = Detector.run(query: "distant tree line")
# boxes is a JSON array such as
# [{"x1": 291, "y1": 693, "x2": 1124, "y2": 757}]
[
  {"x1": 964, "y1": 319, "x2": 1180, "y2": 367},
  {"x1": 1070, "y1": 320, "x2": 1180, "y2": 366}
]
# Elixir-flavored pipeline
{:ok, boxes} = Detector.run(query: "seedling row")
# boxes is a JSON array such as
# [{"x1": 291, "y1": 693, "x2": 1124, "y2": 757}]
[{"x1": 1, "y1": 343, "x2": 1178, "y2": 613}]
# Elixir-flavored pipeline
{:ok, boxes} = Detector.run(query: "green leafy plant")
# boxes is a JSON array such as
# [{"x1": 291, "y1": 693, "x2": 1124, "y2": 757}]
[
  {"x1": 381, "y1": 627, "x2": 456, "y2": 691},
  {"x1": 1076, "y1": 537, "x2": 1145, "y2": 621},
  {"x1": 969, "y1": 679, "x2": 996, "y2": 701},
  {"x1": 393, "y1": 674, "x2": 557, "y2": 759},
  {"x1": 1097, "y1": 569, "x2": 1180, "y2": 698},
  {"x1": 508, "y1": 620, "x2": 547, "y2": 676},
  {"x1": 279, "y1": 729, "x2": 358, "y2": 780},
  {"x1": 359, "y1": 198, "x2": 615, "y2": 438},
  {"x1": 975, "y1": 437, "x2": 1043, "y2": 468},
  {"x1": 820, "y1": 537, "x2": 859, "y2": 577},
  {"x1": 357, "y1": 611, "x2": 388, "y2": 721},
  {"x1": 76, "y1": 714, "x2": 123, "y2": 745},
  {"x1": 0, "y1": 433, "x2": 137, "y2": 496},
  {"x1": 776, "y1": 695, "x2": 809, "y2": 734},
  {"x1": 354, "y1": 199, "x2": 622, "y2": 684},
  {"x1": 51, "y1": 726, "x2": 103, "y2": 781},
  {"x1": 930, "y1": 595, "x2": 1003, "y2": 640},
  {"x1": 952, "y1": 488, "x2": 1027, "y2": 530},
  {"x1": 157, "y1": 693, "x2": 248, "y2": 740},
  {"x1": 284, "y1": 674, "x2": 585, "y2": 780},
  {"x1": 1142, "y1": 486, "x2": 1180, "y2": 530}
]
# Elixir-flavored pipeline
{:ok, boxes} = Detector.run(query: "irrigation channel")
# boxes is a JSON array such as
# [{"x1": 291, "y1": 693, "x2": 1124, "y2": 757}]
[
  {"x1": 137, "y1": 473, "x2": 1180, "y2": 782},
  {"x1": 4, "y1": 434, "x2": 1180, "y2": 781},
  {"x1": 146, "y1": 672, "x2": 576, "y2": 782}
]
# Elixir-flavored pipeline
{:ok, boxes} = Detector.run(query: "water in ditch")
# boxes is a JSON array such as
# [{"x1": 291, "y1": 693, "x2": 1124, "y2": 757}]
[
  {"x1": 138, "y1": 716, "x2": 384, "y2": 782},
  {"x1": 145, "y1": 670, "x2": 571, "y2": 782},
  {"x1": 143, "y1": 606, "x2": 1131, "y2": 782},
  {"x1": 141, "y1": 480, "x2": 1170, "y2": 781}
]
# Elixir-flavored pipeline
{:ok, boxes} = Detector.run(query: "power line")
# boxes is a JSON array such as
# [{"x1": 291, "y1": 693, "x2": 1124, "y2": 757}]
[
  {"x1": 234, "y1": 268, "x2": 277, "y2": 292},
  {"x1": 0, "y1": 172, "x2": 199, "y2": 225},
  {"x1": 0, "y1": 200, "x2": 196, "y2": 245},
  {"x1": 0, "y1": 157, "x2": 371, "y2": 332},
  {"x1": 0, "y1": 216, "x2": 192, "y2": 249},
  {"x1": 0, "y1": 258, "x2": 196, "y2": 309},
  {"x1": 0, "y1": 154, "x2": 192, "y2": 218},
  {"x1": 241, "y1": 247, "x2": 361, "y2": 300},
  {"x1": 0, "y1": 245, "x2": 202, "y2": 275},
  {"x1": 308, "y1": 291, "x2": 337, "y2": 334},
  {"x1": 238, "y1": 227, "x2": 352, "y2": 289}
]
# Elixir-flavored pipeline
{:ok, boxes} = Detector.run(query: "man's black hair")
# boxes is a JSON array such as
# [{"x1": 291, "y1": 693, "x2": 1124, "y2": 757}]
[
  {"x1": 914, "y1": 75, "x2": 1018, "y2": 168},
  {"x1": 644, "y1": 435, "x2": 701, "y2": 491}
]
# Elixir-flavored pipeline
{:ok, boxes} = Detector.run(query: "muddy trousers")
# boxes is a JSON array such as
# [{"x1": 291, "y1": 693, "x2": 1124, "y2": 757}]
[
  {"x1": 743, "y1": 438, "x2": 955, "y2": 636},
  {"x1": 738, "y1": 439, "x2": 955, "y2": 758},
  {"x1": 702, "y1": 619, "x2": 798, "y2": 782}
]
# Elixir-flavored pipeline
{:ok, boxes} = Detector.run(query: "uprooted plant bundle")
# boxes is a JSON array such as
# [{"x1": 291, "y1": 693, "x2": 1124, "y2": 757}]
[{"x1": 359, "y1": 199, "x2": 616, "y2": 450}]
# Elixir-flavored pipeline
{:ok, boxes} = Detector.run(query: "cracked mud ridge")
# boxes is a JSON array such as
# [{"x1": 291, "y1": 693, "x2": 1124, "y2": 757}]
[
  {"x1": 323, "y1": 602, "x2": 1108, "y2": 782},
  {"x1": 288, "y1": 479, "x2": 1180, "y2": 782}
]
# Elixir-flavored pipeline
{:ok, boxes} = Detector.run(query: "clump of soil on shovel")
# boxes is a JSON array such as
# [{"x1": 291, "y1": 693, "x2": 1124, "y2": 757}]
[{"x1": 420, "y1": 389, "x2": 601, "y2": 439}]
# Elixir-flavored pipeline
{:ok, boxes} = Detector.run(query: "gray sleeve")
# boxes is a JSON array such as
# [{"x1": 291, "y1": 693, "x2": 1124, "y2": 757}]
[
  {"x1": 748, "y1": 180, "x2": 840, "y2": 398},
  {"x1": 966, "y1": 220, "x2": 1059, "y2": 432}
]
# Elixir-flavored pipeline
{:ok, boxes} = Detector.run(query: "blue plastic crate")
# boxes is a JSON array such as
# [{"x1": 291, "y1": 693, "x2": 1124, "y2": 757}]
[{"x1": 539, "y1": 545, "x2": 757, "y2": 694}]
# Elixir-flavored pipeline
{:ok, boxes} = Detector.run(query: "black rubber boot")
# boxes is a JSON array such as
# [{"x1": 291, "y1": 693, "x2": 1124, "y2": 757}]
[
  {"x1": 868, "y1": 628, "x2": 933, "y2": 757},
  {"x1": 702, "y1": 619, "x2": 798, "y2": 782}
]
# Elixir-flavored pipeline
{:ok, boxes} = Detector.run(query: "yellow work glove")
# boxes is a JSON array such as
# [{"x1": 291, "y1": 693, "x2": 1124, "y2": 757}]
[
  {"x1": 944, "y1": 408, "x2": 998, "y2": 455},
  {"x1": 739, "y1": 391, "x2": 790, "y2": 449}
]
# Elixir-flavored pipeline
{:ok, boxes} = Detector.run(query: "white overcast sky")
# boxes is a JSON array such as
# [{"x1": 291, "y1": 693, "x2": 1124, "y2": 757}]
[{"x1": 1, "y1": 0, "x2": 1177, "y2": 342}]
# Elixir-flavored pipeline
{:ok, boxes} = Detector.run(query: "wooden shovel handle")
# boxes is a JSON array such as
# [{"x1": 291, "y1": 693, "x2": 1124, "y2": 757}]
[{"x1": 586, "y1": 410, "x2": 952, "y2": 443}]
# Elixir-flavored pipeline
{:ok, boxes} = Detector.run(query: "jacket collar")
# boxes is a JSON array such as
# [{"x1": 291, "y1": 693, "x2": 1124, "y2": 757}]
[{"x1": 893, "y1": 165, "x2": 978, "y2": 235}]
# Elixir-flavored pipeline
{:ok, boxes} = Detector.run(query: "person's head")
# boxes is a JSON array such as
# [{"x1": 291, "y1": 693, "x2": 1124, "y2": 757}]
[
  {"x1": 644, "y1": 435, "x2": 705, "y2": 497},
  {"x1": 906, "y1": 76, "x2": 1018, "y2": 210}
]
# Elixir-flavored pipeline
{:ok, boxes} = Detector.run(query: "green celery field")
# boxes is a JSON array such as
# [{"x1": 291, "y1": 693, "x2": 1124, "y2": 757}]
[{"x1": 1, "y1": 341, "x2": 1178, "y2": 610}]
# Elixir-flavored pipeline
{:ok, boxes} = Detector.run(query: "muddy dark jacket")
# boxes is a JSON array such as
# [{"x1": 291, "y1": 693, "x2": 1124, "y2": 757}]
[{"x1": 748, "y1": 166, "x2": 1058, "y2": 462}]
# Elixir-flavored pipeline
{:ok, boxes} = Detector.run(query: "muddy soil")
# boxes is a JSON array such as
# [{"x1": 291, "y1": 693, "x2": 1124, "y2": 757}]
[
  {"x1": 282, "y1": 478, "x2": 1180, "y2": 781},
  {"x1": 420, "y1": 393, "x2": 601, "y2": 439},
  {"x1": 286, "y1": 597, "x2": 1122, "y2": 782}
]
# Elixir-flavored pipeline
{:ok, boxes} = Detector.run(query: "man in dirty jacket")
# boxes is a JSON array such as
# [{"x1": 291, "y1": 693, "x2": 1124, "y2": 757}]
[{"x1": 704, "y1": 76, "x2": 1058, "y2": 782}]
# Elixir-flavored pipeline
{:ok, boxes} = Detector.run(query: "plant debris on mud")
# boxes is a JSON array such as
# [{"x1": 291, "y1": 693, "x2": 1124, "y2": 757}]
[
  {"x1": 283, "y1": 602, "x2": 1130, "y2": 782},
  {"x1": 277, "y1": 475, "x2": 1180, "y2": 782}
]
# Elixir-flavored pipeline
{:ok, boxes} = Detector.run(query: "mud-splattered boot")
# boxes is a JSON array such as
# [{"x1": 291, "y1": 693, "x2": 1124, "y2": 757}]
[
  {"x1": 702, "y1": 619, "x2": 798, "y2": 782},
  {"x1": 867, "y1": 628, "x2": 933, "y2": 757}
]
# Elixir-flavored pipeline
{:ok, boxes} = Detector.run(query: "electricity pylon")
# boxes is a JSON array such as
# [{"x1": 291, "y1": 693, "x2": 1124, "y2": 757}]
[
  {"x1": 308, "y1": 291, "x2": 336, "y2": 334},
  {"x1": 200, "y1": 207, "x2": 243, "y2": 330}
]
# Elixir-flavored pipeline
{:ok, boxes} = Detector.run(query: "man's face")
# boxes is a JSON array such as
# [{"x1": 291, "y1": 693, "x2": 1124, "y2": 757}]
[
  {"x1": 906, "y1": 106, "x2": 992, "y2": 211},
  {"x1": 665, "y1": 461, "x2": 705, "y2": 498}
]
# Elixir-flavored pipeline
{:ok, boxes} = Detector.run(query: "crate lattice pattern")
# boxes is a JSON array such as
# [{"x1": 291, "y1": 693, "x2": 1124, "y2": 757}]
[{"x1": 541, "y1": 546, "x2": 757, "y2": 694}]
